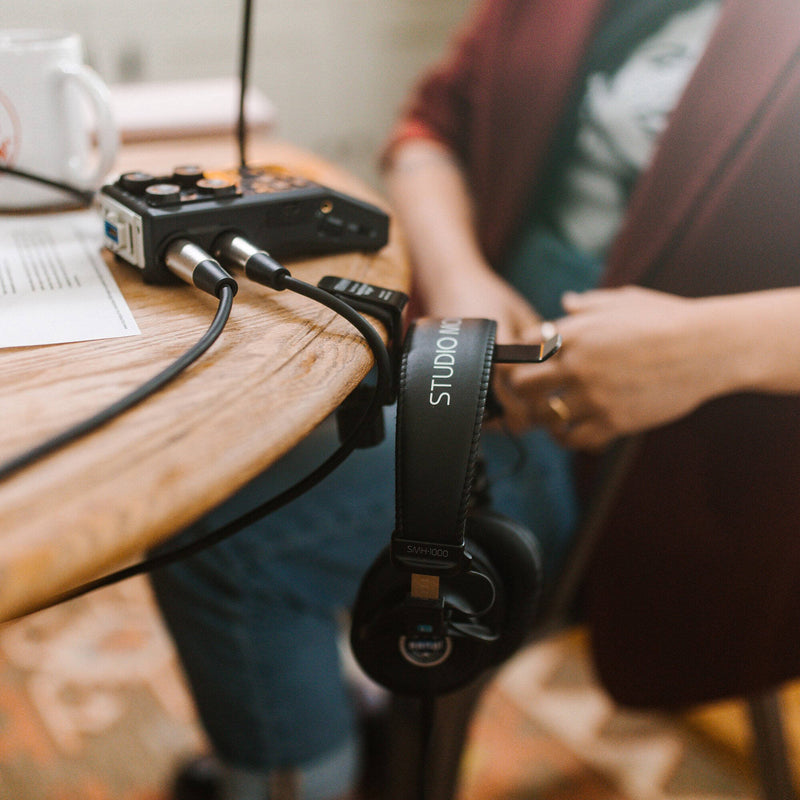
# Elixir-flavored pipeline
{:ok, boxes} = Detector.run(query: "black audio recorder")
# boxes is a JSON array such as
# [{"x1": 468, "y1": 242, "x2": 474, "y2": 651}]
[{"x1": 99, "y1": 164, "x2": 390, "y2": 284}]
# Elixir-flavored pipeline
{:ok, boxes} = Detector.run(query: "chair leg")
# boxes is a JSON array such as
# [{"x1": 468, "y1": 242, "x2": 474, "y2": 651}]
[{"x1": 747, "y1": 691, "x2": 798, "y2": 800}]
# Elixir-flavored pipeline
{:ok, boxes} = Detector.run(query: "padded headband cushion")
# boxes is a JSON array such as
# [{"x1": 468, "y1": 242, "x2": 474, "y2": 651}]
[{"x1": 394, "y1": 317, "x2": 496, "y2": 550}]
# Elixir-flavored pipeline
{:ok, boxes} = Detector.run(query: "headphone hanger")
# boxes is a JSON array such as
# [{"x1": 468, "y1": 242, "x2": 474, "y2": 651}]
[{"x1": 350, "y1": 316, "x2": 556, "y2": 799}]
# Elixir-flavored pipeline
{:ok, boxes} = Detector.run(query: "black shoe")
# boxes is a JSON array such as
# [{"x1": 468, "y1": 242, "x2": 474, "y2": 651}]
[{"x1": 172, "y1": 754, "x2": 224, "y2": 800}]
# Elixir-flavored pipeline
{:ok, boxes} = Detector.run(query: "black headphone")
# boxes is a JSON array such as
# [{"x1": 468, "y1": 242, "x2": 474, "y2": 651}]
[{"x1": 350, "y1": 317, "x2": 543, "y2": 696}]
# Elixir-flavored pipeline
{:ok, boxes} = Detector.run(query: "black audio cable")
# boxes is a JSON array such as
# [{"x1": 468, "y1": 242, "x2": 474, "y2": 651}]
[
  {"x1": 3, "y1": 0, "x2": 394, "y2": 613},
  {"x1": 2, "y1": 0, "x2": 255, "y2": 478},
  {"x1": 214, "y1": 231, "x2": 393, "y2": 397},
  {"x1": 0, "y1": 164, "x2": 95, "y2": 207},
  {"x1": 0, "y1": 243, "x2": 237, "y2": 483},
  {"x1": 9, "y1": 243, "x2": 393, "y2": 618}
]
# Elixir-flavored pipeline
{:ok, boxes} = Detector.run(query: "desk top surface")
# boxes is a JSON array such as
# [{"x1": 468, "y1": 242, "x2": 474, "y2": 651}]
[{"x1": 0, "y1": 135, "x2": 409, "y2": 622}]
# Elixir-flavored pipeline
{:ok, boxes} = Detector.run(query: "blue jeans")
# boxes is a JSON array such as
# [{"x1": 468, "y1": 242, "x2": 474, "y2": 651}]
[{"x1": 150, "y1": 406, "x2": 578, "y2": 787}]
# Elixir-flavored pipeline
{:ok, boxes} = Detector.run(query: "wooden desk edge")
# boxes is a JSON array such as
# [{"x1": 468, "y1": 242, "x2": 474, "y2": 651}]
[{"x1": 0, "y1": 135, "x2": 410, "y2": 622}]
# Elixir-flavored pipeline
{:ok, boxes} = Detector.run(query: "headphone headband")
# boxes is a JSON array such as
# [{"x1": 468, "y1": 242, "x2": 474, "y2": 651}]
[{"x1": 391, "y1": 317, "x2": 496, "y2": 574}]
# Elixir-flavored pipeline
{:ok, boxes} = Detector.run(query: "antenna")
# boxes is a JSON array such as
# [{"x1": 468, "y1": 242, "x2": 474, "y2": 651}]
[{"x1": 237, "y1": 0, "x2": 254, "y2": 168}]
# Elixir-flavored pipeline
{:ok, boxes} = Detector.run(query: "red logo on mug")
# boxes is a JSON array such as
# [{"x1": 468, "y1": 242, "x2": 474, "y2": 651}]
[{"x1": 0, "y1": 90, "x2": 20, "y2": 166}]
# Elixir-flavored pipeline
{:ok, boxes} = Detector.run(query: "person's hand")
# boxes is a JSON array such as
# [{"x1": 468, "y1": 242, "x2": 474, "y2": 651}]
[{"x1": 509, "y1": 286, "x2": 726, "y2": 449}]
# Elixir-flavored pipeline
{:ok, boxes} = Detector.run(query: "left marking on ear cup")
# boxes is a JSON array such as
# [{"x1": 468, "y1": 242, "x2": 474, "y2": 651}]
[{"x1": 400, "y1": 633, "x2": 453, "y2": 667}]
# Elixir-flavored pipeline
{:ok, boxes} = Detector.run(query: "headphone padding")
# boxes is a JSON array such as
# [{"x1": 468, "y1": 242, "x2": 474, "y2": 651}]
[
  {"x1": 349, "y1": 513, "x2": 542, "y2": 695},
  {"x1": 465, "y1": 510, "x2": 542, "y2": 665}
]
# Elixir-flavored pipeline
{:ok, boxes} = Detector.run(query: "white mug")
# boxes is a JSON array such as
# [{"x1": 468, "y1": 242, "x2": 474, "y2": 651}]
[{"x1": 0, "y1": 29, "x2": 118, "y2": 210}]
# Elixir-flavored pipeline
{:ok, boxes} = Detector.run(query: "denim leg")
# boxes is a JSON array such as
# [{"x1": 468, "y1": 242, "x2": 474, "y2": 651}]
[
  {"x1": 150, "y1": 409, "x2": 579, "y2": 784},
  {"x1": 150, "y1": 412, "x2": 396, "y2": 772},
  {"x1": 480, "y1": 427, "x2": 579, "y2": 596}
]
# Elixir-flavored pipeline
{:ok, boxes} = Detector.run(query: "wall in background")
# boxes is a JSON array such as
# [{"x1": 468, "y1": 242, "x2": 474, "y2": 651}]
[{"x1": 4, "y1": 1, "x2": 473, "y2": 187}]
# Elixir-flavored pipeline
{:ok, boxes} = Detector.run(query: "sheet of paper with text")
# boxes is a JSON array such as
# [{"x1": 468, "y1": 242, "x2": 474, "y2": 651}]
[{"x1": 0, "y1": 211, "x2": 140, "y2": 349}]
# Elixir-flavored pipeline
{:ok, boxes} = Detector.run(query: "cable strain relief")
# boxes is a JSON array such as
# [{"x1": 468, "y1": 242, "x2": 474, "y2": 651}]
[
  {"x1": 194, "y1": 260, "x2": 239, "y2": 298},
  {"x1": 245, "y1": 252, "x2": 291, "y2": 290}
]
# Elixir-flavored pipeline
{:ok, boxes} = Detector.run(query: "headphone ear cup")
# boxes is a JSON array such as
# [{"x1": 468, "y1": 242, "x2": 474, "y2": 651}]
[
  {"x1": 349, "y1": 515, "x2": 542, "y2": 696},
  {"x1": 465, "y1": 510, "x2": 542, "y2": 666},
  {"x1": 350, "y1": 545, "x2": 502, "y2": 696}
]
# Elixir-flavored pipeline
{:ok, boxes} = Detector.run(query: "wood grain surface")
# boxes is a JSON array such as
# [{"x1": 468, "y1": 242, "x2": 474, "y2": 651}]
[{"x1": 0, "y1": 134, "x2": 409, "y2": 621}]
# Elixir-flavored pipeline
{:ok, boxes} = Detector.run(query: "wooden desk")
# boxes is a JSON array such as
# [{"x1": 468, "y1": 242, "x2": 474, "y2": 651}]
[{"x1": 0, "y1": 135, "x2": 409, "y2": 622}]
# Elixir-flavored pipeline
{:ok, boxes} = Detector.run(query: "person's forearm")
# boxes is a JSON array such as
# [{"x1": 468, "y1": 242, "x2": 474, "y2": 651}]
[
  {"x1": 691, "y1": 286, "x2": 800, "y2": 396},
  {"x1": 382, "y1": 136, "x2": 546, "y2": 428},
  {"x1": 382, "y1": 138, "x2": 496, "y2": 305}
]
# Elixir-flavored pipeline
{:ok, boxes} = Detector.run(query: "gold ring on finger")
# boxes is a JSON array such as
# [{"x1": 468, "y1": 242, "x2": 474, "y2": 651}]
[{"x1": 547, "y1": 393, "x2": 572, "y2": 424}]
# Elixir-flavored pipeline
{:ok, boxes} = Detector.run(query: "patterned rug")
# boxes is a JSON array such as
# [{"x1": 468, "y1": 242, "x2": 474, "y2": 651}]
[
  {"x1": 463, "y1": 633, "x2": 763, "y2": 800},
  {"x1": 0, "y1": 578, "x2": 204, "y2": 800},
  {"x1": 0, "y1": 576, "x2": 795, "y2": 800}
]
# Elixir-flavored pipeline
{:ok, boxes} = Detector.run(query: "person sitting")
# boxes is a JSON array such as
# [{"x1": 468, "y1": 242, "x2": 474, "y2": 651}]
[{"x1": 154, "y1": 1, "x2": 800, "y2": 797}]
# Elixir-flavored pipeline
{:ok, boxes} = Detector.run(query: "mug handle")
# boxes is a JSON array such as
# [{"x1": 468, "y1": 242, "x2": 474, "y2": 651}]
[{"x1": 59, "y1": 62, "x2": 119, "y2": 189}]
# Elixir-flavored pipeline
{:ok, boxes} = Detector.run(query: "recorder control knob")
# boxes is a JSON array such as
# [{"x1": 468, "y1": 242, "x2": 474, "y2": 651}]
[
  {"x1": 119, "y1": 171, "x2": 155, "y2": 194},
  {"x1": 144, "y1": 183, "x2": 182, "y2": 206},
  {"x1": 171, "y1": 165, "x2": 204, "y2": 187},
  {"x1": 196, "y1": 177, "x2": 237, "y2": 198}
]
